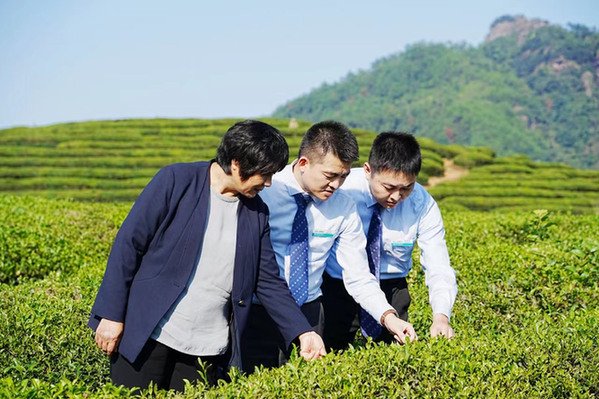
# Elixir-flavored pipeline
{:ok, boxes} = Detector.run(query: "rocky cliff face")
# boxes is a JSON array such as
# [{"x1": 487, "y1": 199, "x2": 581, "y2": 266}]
[{"x1": 485, "y1": 15, "x2": 549, "y2": 44}]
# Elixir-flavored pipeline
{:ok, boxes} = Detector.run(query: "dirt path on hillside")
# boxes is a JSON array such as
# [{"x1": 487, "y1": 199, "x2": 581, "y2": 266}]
[{"x1": 425, "y1": 159, "x2": 469, "y2": 188}]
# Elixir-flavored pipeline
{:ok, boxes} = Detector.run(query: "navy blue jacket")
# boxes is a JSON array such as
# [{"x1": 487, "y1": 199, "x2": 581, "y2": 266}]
[{"x1": 88, "y1": 162, "x2": 311, "y2": 367}]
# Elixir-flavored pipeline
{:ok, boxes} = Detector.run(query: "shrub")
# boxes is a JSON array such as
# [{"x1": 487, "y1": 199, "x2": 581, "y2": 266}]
[
  {"x1": 1, "y1": 198, "x2": 597, "y2": 397},
  {"x1": 0, "y1": 196, "x2": 125, "y2": 284}
]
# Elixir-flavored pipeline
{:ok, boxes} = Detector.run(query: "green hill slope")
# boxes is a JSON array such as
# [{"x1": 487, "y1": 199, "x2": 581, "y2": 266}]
[
  {"x1": 1, "y1": 118, "x2": 598, "y2": 213},
  {"x1": 273, "y1": 15, "x2": 599, "y2": 169},
  {"x1": 429, "y1": 155, "x2": 599, "y2": 214},
  {"x1": 0, "y1": 117, "x2": 458, "y2": 201}
]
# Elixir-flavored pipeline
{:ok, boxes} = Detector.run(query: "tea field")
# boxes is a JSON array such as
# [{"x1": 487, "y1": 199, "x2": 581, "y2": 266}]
[
  {"x1": 0, "y1": 118, "x2": 597, "y2": 213},
  {"x1": 0, "y1": 118, "x2": 450, "y2": 202},
  {"x1": 0, "y1": 118, "x2": 597, "y2": 397},
  {"x1": 0, "y1": 195, "x2": 597, "y2": 398}
]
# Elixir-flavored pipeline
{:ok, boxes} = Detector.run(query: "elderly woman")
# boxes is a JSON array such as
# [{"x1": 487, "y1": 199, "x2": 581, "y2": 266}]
[{"x1": 89, "y1": 120, "x2": 325, "y2": 392}]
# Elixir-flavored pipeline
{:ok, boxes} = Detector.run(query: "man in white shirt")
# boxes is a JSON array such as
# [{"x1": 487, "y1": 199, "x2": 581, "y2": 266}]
[
  {"x1": 241, "y1": 121, "x2": 417, "y2": 372},
  {"x1": 322, "y1": 132, "x2": 457, "y2": 350}
]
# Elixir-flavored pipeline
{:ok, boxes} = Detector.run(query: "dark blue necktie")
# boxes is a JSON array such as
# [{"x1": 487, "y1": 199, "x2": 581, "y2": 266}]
[
  {"x1": 360, "y1": 203, "x2": 383, "y2": 338},
  {"x1": 288, "y1": 193, "x2": 311, "y2": 305}
]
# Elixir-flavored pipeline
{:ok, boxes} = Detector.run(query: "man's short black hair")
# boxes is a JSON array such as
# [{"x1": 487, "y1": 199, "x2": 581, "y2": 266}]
[
  {"x1": 216, "y1": 120, "x2": 289, "y2": 180},
  {"x1": 298, "y1": 120, "x2": 358, "y2": 165},
  {"x1": 369, "y1": 132, "x2": 421, "y2": 176}
]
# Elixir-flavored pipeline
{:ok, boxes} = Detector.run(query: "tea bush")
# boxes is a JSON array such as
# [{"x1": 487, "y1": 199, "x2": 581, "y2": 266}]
[
  {"x1": 5, "y1": 117, "x2": 595, "y2": 212},
  {"x1": 0, "y1": 196, "x2": 596, "y2": 397},
  {"x1": 0, "y1": 118, "x2": 456, "y2": 202},
  {"x1": 0, "y1": 196, "x2": 126, "y2": 284}
]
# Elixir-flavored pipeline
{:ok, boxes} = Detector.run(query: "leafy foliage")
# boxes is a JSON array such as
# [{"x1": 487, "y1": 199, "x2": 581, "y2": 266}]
[
  {"x1": 0, "y1": 196, "x2": 597, "y2": 397},
  {"x1": 0, "y1": 196, "x2": 125, "y2": 284}
]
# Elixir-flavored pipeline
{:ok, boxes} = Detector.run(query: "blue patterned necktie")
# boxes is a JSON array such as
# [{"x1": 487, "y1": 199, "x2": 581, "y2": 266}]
[
  {"x1": 360, "y1": 203, "x2": 383, "y2": 338},
  {"x1": 288, "y1": 193, "x2": 311, "y2": 305}
]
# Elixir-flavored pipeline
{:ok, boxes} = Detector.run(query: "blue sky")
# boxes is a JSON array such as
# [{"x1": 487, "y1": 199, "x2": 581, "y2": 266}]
[{"x1": 0, "y1": 0, "x2": 597, "y2": 128}]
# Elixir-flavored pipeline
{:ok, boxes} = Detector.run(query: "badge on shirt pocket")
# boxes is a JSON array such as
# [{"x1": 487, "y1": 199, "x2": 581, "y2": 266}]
[
  {"x1": 391, "y1": 241, "x2": 414, "y2": 249},
  {"x1": 311, "y1": 230, "x2": 334, "y2": 238}
]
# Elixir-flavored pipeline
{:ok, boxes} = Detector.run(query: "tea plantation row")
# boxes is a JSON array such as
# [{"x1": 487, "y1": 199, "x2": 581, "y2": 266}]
[
  {"x1": 429, "y1": 155, "x2": 599, "y2": 213},
  {"x1": 0, "y1": 195, "x2": 597, "y2": 398},
  {"x1": 2, "y1": 118, "x2": 597, "y2": 213},
  {"x1": 0, "y1": 118, "x2": 488, "y2": 202}
]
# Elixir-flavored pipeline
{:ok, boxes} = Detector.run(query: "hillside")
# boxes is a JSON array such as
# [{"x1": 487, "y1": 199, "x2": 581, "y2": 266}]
[
  {"x1": 0, "y1": 117, "x2": 454, "y2": 202},
  {"x1": 272, "y1": 15, "x2": 599, "y2": 169},
  {"x1": 1, "y1": 118, "x2": 597, "y2": 213}
]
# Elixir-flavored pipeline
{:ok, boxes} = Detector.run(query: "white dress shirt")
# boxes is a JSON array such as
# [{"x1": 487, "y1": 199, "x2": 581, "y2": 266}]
[
  {"x1": 259, "y1": 162, "x2": 394, "y2": 323},
  {"x1": 326, "y1": 168, "x2": 458, "y2": 319}
]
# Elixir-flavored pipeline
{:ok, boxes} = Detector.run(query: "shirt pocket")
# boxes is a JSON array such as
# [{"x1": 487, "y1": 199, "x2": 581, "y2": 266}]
[
  {"x1": 386, "y1": 239, "x2": 415, "y2": 266},
  {"x1": 308, "y1": 231, "x2": 336, "y2": 260}
]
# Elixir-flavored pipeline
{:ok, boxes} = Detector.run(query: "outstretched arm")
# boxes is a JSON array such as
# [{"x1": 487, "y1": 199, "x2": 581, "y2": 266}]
[
  {"x1": 418, "y1": 198, "x2": 457, "y2": 339},
  {"x1": 255, "y1": 206, "x2": 326, "y2": 360}
]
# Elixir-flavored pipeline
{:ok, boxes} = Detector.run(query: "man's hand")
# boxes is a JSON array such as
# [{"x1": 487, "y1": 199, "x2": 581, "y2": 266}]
[
  {"x1": 430, "y1": 313, "x2": 454, "y2": 339},
  {"x1": 297, "y1": 331, "x2": 327, "y2": 361},
  {"x1": 95, "y1": 318, "x2": 124, "y2": 356},
  {"x1": 383, "y1": 313, "x2": 418, "y2": 344}
]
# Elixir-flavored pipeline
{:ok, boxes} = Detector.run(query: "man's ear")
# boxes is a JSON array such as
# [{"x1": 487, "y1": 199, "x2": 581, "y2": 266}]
[
  {"x1": 231, "y1": 160, "x2": 240, "y2": 172},
  {"x1": 297, "y1": 156, "x2": 310, "y2": 169},
  {"x1": 364, "y1": 162, "x2": 372, "y2": 179}
]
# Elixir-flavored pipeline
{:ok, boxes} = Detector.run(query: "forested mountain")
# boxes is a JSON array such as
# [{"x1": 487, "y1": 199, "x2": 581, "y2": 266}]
[{"x1": 273, "y1": 16, "x2": 599, "y2": 169}]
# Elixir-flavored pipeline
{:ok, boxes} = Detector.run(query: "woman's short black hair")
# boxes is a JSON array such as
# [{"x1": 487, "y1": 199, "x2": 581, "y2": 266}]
[{"x1": 216, "y1": 120, "x2": 289, "y2": 180}]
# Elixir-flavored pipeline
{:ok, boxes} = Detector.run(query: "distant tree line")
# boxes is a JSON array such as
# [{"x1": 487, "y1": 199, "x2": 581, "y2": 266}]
[{"x1": 273, "y1": 16, "x2": 599, "y2": 169}]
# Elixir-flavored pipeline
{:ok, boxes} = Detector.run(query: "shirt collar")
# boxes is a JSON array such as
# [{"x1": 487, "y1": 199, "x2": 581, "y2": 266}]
[
  {"x1": 282, "y1": 160, "x2": 320, "y2": 203},
  {"x1": 410, "y1": 183, "x2": 424, "y2": 212},
  {"x1": 366, "y1": 193, "x2": 380, "y2": 210}
]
